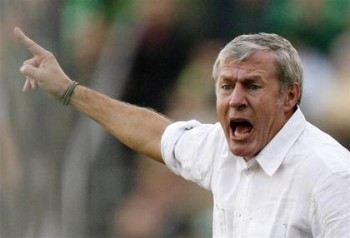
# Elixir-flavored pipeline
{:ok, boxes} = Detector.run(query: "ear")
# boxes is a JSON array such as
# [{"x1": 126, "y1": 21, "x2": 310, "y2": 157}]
[{"x1": 284, "y1": 83, "x2": 301, "y2": 112}]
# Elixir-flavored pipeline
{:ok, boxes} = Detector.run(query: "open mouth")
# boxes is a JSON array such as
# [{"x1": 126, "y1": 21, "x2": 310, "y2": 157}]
[{"x1": 230, "y1": 119, "x2": 253, "y2": 140}]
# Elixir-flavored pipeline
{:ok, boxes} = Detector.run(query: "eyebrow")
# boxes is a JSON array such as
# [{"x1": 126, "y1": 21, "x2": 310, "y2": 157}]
[
  {"x1": 242, "y1": 75, "x2": 263, "y2": 82},
  {"x1": 218, "y1": 74, "x2": 263, "y2": 82}
]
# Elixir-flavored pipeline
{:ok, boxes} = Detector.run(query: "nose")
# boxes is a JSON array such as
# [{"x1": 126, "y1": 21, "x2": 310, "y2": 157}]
[{"x1": 229, "y1": 85, "x2": 247, "y2": 110}]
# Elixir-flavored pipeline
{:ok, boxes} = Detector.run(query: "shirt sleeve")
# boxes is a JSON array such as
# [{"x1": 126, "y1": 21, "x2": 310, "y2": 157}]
[
  {"x1": 161, "y1": 120, "x2": 223, "y2": 190},
  {"x1": 312, "y1": 169, "x2": 350, "y2": 237}
]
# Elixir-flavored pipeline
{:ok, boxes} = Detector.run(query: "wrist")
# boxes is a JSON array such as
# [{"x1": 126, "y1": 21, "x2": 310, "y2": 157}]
[{"x1": 59, "y1": 81, "x2": 79, "y2": 106}]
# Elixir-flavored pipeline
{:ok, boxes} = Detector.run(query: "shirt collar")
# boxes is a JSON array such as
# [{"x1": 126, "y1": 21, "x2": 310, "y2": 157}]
[{"x1": 255, "y1": 107, "x2": 306, "y2": 176}]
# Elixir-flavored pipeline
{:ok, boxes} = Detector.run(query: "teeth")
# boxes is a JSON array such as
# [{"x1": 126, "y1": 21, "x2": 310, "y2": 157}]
[{"x1": 234, "y1": 130, "x2": 249, "y2": 140}]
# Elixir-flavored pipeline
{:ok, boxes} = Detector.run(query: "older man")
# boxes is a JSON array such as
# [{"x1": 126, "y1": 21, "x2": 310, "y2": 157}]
[{"x1": 15, "y1": 28, "x2": 350, "y2": 237}]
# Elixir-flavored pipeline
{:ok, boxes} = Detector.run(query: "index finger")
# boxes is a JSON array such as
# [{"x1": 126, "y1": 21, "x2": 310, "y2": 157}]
[{"x1": 14, "y1": 27, "x2": 47, "y2": 56}]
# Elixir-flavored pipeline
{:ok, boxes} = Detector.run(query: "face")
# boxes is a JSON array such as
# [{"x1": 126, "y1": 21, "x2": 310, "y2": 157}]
[{"x1": 216, "y1": 51, "x2": 294, "y2": 160}]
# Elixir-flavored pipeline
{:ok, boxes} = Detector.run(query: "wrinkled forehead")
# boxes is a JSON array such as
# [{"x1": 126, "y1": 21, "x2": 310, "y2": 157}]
[
  {"x1": 218, "y1": 51, "x2": 278, "y2": 78},
  {"x1": 220, "y1": 46, "x2": 273, "y2": 63},
  {"x1": 218, "y1": 50, "x2": 278, "y2": 74},
  {"x1": 213, "y1": 46, "x2": 277, "y2": 80}
]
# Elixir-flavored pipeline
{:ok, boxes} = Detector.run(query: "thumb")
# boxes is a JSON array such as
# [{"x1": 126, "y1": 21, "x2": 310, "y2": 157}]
[{"x1": 20, "y1": 64, "x2": 39, "y2": 79}]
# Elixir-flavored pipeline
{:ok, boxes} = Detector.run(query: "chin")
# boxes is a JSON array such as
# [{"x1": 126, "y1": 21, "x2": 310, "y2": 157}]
[
  {"x1": 229, "y1": 144, "x2": 257, "y2": 159},
  {"x1": 230, "y1": 147, "x2": 249, "y2": 157}
]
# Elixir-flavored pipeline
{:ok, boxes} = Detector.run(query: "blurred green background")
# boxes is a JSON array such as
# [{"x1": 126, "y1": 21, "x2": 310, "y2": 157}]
[{"x1": 1, "y1": 0, "x2": 349, "y2": 237}]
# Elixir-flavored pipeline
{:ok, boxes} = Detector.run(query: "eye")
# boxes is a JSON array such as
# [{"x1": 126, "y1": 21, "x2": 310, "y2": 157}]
[
  {"x1": 243, "y1": 78, "x2": 262, "y2": 91},
  {"x1": 247, "y1": 84, "x2": 261, "y2": 90},
  {"x1": 217, "y1": 83, "x2": 234, "y2": 96},
  {"x1": 221, "y1": 84, "x2": 234, "y2": 91},
  {"x1": 244, "y1": 80, "x2": 261, "y2": 91}
]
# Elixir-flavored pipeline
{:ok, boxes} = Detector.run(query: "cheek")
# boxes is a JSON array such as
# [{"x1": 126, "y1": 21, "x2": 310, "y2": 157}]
[
  {"x1": 216, "y1": 97, "x2": 228, "y2": 116},
  {"x1": 253, "y1": 92, "x2": 284, "y2": 114},
  {"x1": 254, "y1": 102, "x2": 285, "y2": 140},
  {"x1": 216, "y1": 101, "x2": 224, "y2": 122}
]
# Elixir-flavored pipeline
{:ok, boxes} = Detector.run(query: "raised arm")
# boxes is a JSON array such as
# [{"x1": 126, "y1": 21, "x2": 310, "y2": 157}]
[{"x1": 14, "y1": 27, "x2": 170, "y2": 163}]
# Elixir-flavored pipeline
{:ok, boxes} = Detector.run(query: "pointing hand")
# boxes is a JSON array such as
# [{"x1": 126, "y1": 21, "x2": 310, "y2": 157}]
[{"x1": 14, "y1": 27, "x2": 72, "y2": 99}]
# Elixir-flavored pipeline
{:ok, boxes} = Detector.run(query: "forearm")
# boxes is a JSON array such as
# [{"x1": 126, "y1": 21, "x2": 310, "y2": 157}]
[
  {"x1": 70, "y1": 85, "x2": 171, "y2": 163},
  {"x1": 14, "y1": 27, "x2": 170, "y2": 162}
]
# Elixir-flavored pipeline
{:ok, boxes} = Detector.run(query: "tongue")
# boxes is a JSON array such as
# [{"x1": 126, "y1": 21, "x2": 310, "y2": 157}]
[{"x1": 235, "y1": 124, "x2": 252, "y2": 134}]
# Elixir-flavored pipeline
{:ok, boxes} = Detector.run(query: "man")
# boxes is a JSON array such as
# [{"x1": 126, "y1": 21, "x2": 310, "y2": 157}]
[{"x1": 14, "y1": 27, "x2": 350, "y2": 237}]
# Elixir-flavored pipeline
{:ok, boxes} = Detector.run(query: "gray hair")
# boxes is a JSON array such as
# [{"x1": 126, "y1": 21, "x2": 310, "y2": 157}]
[{"x1": 212, "y1": 33, "x2": 303, "y2": 104}]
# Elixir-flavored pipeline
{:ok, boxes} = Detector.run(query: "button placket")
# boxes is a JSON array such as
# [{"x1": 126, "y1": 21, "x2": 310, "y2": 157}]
[
  {"x1": 234, "y1": 167, "x2": 254, "y2": 237},
  {"x1": 245, "y1": 168, "x2": 251, "y2": 176}
]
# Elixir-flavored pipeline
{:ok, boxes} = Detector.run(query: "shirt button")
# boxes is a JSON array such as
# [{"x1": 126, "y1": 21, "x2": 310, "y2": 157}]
[{"x1": 245, "y1": 169, "x2": 251, "y2": 176}]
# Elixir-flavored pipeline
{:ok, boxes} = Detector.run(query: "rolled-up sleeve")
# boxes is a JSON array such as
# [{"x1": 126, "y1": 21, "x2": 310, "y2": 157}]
[{"x1": 161, "y1": 120, "x2": 224, "y2": 190}]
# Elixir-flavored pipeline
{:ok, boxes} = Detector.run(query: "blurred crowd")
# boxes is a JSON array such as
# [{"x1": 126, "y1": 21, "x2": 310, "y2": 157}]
[{"x1": 0, "y1": 0, "x2": 349, "y2": 237}]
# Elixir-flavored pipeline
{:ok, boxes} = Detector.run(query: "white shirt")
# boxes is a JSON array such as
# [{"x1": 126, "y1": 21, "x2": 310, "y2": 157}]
[{"x1": 161, "y1": 108, "x2": 350, "y2": 238}]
